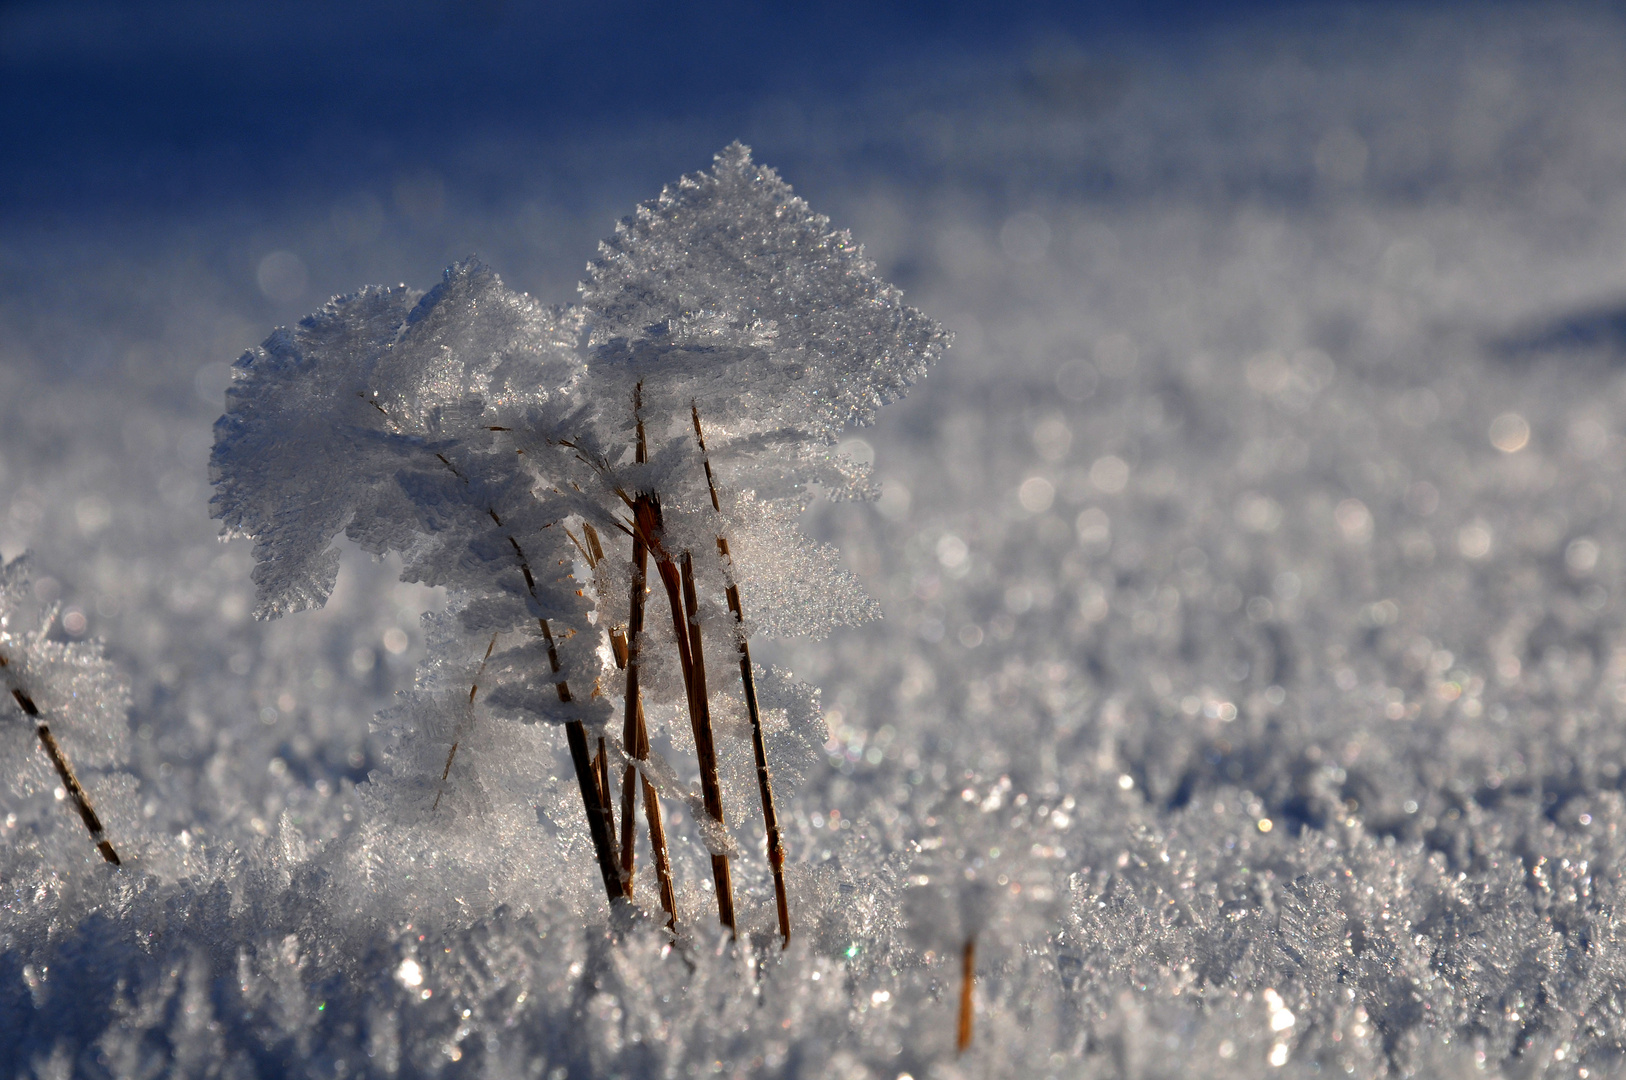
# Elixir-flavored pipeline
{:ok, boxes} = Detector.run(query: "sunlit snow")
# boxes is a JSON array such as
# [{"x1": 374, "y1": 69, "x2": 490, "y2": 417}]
[{"x1": 5, "y1": 7, "x2": 1626, "y2": 1078}]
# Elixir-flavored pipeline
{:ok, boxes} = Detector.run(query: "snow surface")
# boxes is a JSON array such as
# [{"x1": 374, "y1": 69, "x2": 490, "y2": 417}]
[{"x1": 6, "y1": 6, "x2": 1626, "y2": 1077}]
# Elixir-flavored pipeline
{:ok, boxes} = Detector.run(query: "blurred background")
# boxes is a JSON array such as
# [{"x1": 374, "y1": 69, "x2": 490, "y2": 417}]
[
  {"x1": 3, "y1": 0, "x2": 1331, "y2": 213},
  {"x1": 3, "y1": 0, "x2": 1477, "y2": 319}
]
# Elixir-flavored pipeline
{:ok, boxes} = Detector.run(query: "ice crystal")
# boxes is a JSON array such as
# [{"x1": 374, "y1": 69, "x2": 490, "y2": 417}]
[
  {"x1": 205, "y1": 145, "x2": 943, "y2": 943},
  {"x1": 583, "y1": 142, "x2": 951, "y2": 444}
]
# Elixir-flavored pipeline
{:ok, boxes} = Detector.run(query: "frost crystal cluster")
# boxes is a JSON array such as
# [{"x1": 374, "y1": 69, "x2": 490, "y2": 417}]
[{"x1": 211, "y1": 143, "x2": 948, "y2": 940}]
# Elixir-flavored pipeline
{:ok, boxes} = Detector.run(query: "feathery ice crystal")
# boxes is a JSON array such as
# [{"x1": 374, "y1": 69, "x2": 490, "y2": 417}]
[{"x1": 211, "y1": 144, "x2": 950, "y2": 941}]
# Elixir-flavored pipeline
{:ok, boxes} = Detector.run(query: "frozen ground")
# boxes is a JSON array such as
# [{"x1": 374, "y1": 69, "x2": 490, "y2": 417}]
[{"x1": 5, "y1": 5, "x2": 1626, "y2": 1077}]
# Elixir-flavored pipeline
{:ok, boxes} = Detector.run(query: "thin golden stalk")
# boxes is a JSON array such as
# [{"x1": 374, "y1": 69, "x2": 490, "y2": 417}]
[
  {"x1": 957, "y1": 936, "x2": 976, "y2": 1054},
  {"x1": 581, "y1": 524, "x2": 634, "y2": 899},
  {"x1": 576, "y1": 521, "x2": 658, "y2": 911},
  {"x1": 1, "y1": 652, "x2": 120, "y2": 865},
  {"x1": 610, "y1": 628, "x2": 638, "y2": 876},
  {"x1": 499, "y1": 518, "x2": 623, "y2": 901},
  {"x1": 680, "y1": 551, "x2": 736, "y2": 932},
  {"x1": 636, "y1": 490, "x2": 736, "y2": 932},
  {"x1": 541, "y1": 612, "x2": 623, "y2": 902},
  {"x1": 616, "y1": 633, "x2": 641, "y2": 890},
  {"x1": 432, "y1": 632, "x2": 499, "y2": 812},
  {"x1": 610, "y1": 395, "x2": 680, "y2": 925},
  {"x1": 640, "y1": 766, "x2": 678, "y2": 926},
  {"x1": 692, "y1": 405, "x2": 791, "y2": 945},
  {"x1": 622, "y1": 384, "x2": 735, "y2": 930},
  {"x1": 610, "y1": 624, "x2": 678, "y2": 925},
  {"x1": 593, "y1": 735, "x2": 616, "y2": 855},
  {"x1": 513, "y1": 520, "x2": 621, "y2": 902},
  {"x1": 617, "y1": 397, "x2": 649, "y2": 892},
  {"x1": 362, "y1": 395, "x2": 623, "y2": 901}
]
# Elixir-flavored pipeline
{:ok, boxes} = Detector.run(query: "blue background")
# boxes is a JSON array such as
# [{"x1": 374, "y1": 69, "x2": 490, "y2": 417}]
[{"x1": 4, "y1": 0, "x2": 1409, "y2": 217}]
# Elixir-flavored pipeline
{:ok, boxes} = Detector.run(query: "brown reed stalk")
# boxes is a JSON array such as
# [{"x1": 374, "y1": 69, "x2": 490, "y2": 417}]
[
  {"x1": 691, "y1": 405, "x2": 792, "y2": 946},
  {"x1": 609, "y1": 624, "x2": 678, "y2": 926},
  {"x1": 624, "y1": 384, "x2": 735, "y2": 931},
  {"x1": 679, "y1": 550, "x2": 736, "y2": 932},
  {"x1": 638, "y1": 763, "x2": 678, "y2": 926},
  {"x1": 615, "y1": 606, "x2": 641, "y2": 884},
  {"x1": 541, "y1": 611, "x2": 624, "y2": 902},
  {"x1": 581, "y1": 523, "x2": 633, "y2": 894},
  {"x1": 594, "y1": 736, "x2": 616, "y2": 854},
  {"x1": 580, "y1": 525, "x2": 619, "y2": 850},
  {"x1": 616, "y1": 398, "x2": 649, "y2": 893},
  {"x1": 957, "y1": 936, "x2": 976, "y2": 1054},
  {"x1": 1, "y1": 651, "x2": 120, "y2": 865},
  {"x1": 632, "y1": 485, "x2": 736, "y2": 931},
  {"x1": 432, "y1": 632, "x2": 499, "y2": 812},
  {"x1": 361, "y1": 395, "x2": 622, "y2": 901},
  {"x1": 600, "y1": 411, "x2": 679, "y2": 925}
]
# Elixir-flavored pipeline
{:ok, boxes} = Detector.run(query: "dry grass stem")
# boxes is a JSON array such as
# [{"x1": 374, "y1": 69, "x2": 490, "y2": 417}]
[
  {"x1": 540, "y1": 613, "x2": 624, "y2": 902},
  {"x1": 610, "y1": 394, "x2": 679, "y2": 925},
  {"x1": 586, "y1": 523, "x2": 642, "y2": 906},
  {"x1": 613, "y1": 624, "x2": 641, "y2": 892},
  {"x1": 562, "y1": 718, "x2": 623, "y2": 900},
  {"x1": 432, "y1": 632, "x2": 499, "y2": 812},
  {"x1": 640, "y1": 769, "x2": 678, "y2": 925},
  {"x1": 680, "y1": 551, "x2": 736, "y2": 931},
  {"x1": 365, "y1": 397, "x2": 623, "y2": 902},
  {"x1": 692, "y1": 405, "x2": 792, "y2": 945},
  {"x1": 594, "y1": 734, "x2": 616, "y2": 855},
  {"x1": 618, "y1": 402, "x2": 649, "y2": 891},
  {"x1": 637, "y1": 489, "x2": 737, "y2": 930},
  {"x1": 1, "y1": 652, "x2": 120, "y2": 865},
  {"x1": 611, "y1": 622, "x2": 677, "y2": 926},
  {"x1": 958, "y1": 936, "x2": 976, "y2": 1054}
]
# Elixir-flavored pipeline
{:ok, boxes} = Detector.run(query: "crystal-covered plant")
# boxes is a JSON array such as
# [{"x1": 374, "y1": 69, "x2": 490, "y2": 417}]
[
  {"x1": 0, "y1": 555, "x2": 128, "y2": 866},
  {"x1": 212, "y1": 144, "x2": 949, "y2": 940}
]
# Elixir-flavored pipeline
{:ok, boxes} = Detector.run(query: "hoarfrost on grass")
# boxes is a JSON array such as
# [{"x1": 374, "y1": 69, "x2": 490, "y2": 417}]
[
  {"x1": 10, "y1": 11, "x2": 1626, "y2": 1078},
  {"x1": 209, "y1": 145, "x2": 940, "y2": 940}
]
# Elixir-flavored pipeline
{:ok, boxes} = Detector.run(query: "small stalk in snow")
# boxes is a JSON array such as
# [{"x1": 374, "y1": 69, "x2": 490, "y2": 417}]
[
  {"x1": 604, "y1": 579, "x2": 679, "y2": 921},
  {"x1": 1, "y1": 651, "x2": 120, "y2": 865},
  {"x1": 638, "y1": 764, "x2": 678, "y2": 927},
  {"x1": 542, "y1": 613, "x2": 623, "y2": 902},
  {"x1": 692, "y1": 404, "x2": 791, "y2": 946},
  {"x1": 958, "y1": 936, "x2": 976, "y2": 1054},
  {"x1": 615, "y1": 604, "x2": 642, "y2": 886},
  {"x1": 594, "y1": 737, "x2": 616, "y2": 856},
  {"x1": 432, "y1": 633, "x2": 499, "y2": 812}
]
